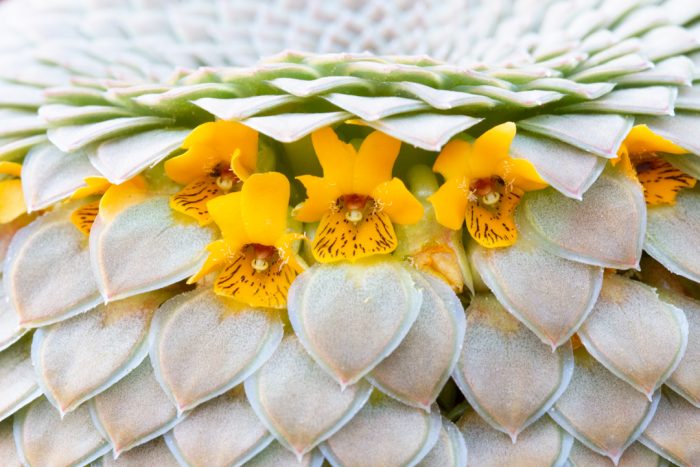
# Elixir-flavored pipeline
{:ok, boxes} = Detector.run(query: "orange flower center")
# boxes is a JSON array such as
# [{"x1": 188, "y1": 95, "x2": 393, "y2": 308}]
[
  {"x1": 211, "y1": 164, "x2": 241, "y2": 192},
  {"x1": 247, "y1": 243, "x2": 278, "y2": 271},
  {"x1": 470, "y1": 176, "x2": 505, "y2": 206},
  {"x1": 341, "y1": 194, "x2": 372, "y2": 223}
]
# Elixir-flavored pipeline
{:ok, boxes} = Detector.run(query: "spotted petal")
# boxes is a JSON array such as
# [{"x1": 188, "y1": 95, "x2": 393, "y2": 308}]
[
  {"x1": 453, "y1": 295, "x2": 574, "y2": 440},
  {"x1": 149, "y1": 289, "x2": 283, "y2": 412},
  {"x1": 288, "y1": 260, "x2": 422, "y2": 386}
]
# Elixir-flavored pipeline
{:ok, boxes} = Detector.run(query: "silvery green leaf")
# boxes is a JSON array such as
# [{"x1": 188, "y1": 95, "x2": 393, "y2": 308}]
[
  {"x1": 359, "y1": 113, "x2": 482, "y2": 152},
  {"x1": 245, "y1": 335, "x2": 371, "y2": 457},
  {"x1": 192, "y1": 95, "x2": 301, "y2": 120},
  {"x1": 550, "y1": 348, "x2": 660, "y2": 464},
  {"x1": 0, "y1": 83, "x2": 44, "y2": 108},
  {"x1": 639, "y1": 113, "x2": 700, "y2": 155},
  {"x1": 517, "y1": 171, "x2": 646, "y2": 270},
  {"x1": 288, "y1": 260, "x2": 422, "y2": 387},
  {"x1": 416, "y1": 418, "x2": 467, "y2": 467},
  {"x1": 133, "y1": 83, "x2": 240, "y2": 114},
  {"x1": 149, "y1": 289, "x2": 283, "y2": 412},
  {"x1": 89, "y1": 359, "x2": 183, "y2": 457},
  {"x1": 90, "y1": 196, "x2": 215, "y2": 302},
  {"x1": 267, "y1": 76, "x2": 372, "y2": 97},
  {"x1": 101, "y1": 437, "x2": 179, "y2": 467},
  {"x1": 578, "y1": 275, "x2": 688, "y2": 398},
  {"x1": 458, "y1": 86, "x2": 563, "y2": 107},
  {"x1": 14, "y1": 397, "x2": 110, "y2": 467},
  {"x1": 675, "y1": 86, "x2": 700, "y2": 111},
  {"x1": 642, "y1": 26, "x2": 699, "y2": 62},
  {"x1": 580, "y1": 38, "x2": 642, "y2": 69},
  {"x1": 453, "y1": 295, "x2": 573, "y2": 440},
  {"x1": 645, "y1": 189, "x2": 700, "y2": 283},
  {"x1": 165, "y1": 389, "x2": 273, "y2": 467},
  {"x1": 48, "y1": 116, "x2": 174, "y2": 153},
  {"x1": 487, "y1": 66, "x2": 560, "y2": 82},
  {"x1": 45, "y1": 86, "x2": 111, "y2": 106},
  {"x1": 90, "y1": 129, "x2": 188, "y2": 184},
  {"x1": 321, "y1": 397, "x2": 441, "y2": 467},
  {"x1": 519, "y1": 79, "x2": 613, "y2": 100},
  {"x1": 323, "y1": 94, "x2": 430, "y2": 121},
  {"x1": 106, "y1": 84, "x2": 173, "y2": 103},
  {"x1": 393, "y1": 81, "x2": 497, "y2": 110},
  {"x1": 568, "y1": 54, "x2": 652, "y2": 82},
  {"x1": 535, "y1": 52, "x2": 589, "y2": 73},
  {"x1": 0, "y1": 110, "x2": 47, "y2": 138},
  {"x1": 0, "y1": 134, "x2": 47, "y2": 162},
  {"x1": 665, "y1": 0, "x2": 700, "y2": 25},
  {"x1": 579, "y1": 30, "x2": 617, "y2": 54},
  {"x1": 0, "y1": 284, "x2": 25, "y2": 352},
  {"x1": 242, "y1": 112, "x2": 351, "y2": 143},
  {"x1": 639, "y1": 390, "x2": 700, "y2": 466},
  {"x1": 662, "y1": 153, "x2": 700, "y2": 179},
  {"x1": 39, "y1": 104, "x2": 135, "y2": 125},
  {"x1": 568, "y1": 441, "x2": 668, "y2": 467},
  {"x1": 517, "y1": 114, "x2": 633, "y2": 158},
  {"x1": 470, "y1": 239, "x2": 602, "y2": 348},
  {"x1": 458, "y1": 411, "x2": 572, "y2": 467},
  {"x1": 343, "y1": 61, "x2": 443, "y2": 87},
  {"x1": 21, "y1": 143, "x2": 101, "y2": 211},
  {"x1": 3, "y1": 209, "x2": 102, "y2": 328},
  {"x1": 31, "y1": 293, "x2": 162, "y2": 415},
  {"x1": 660, "y1": 292, "x2": 700, "y2": 407},
  {"x1": 614, "y1": 56, "x2": 695, "y2": 87},
  {"x1": 510, "y1": 132, "x2": 606, "y2": 199},
  {"x1": 0, "y1": 419, "x2": 21, "y2": 466},
  {"x1": 612, "y1": 7, "x2": 671, "y2": 39},
  {"x1": 559, "y1": 86, "x2": 677, "y2": 116},
  {"x1": 0, "y1": 337, "x2": 41, "y2": 422},
  {"x1": 368, "y1": 272, "x2": 465, "y2": 410},
  {"x1": 246, "y1": 441, "x2": 324, "y2": 467}
]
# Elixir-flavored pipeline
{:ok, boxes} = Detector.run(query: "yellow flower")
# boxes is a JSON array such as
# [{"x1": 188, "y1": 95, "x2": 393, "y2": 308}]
[
  {"x1": 614, "y1": 125, "x2": 696, "y2": 205},
  {"x1": 70, "y1": 176, "x2": 148, "y2": 235},
  {"x1": 189, "y1": 172, "x2": 304, "y2": 309},
  {"x1": 294, "y1": 127, "x2": 424, "y2": 263},
  {"x1": 0, "y1": 161, "x2": 26, "y2": 224},
  {"x1": 164, "y1": 120, "x2": 259, "y2": 225},
  {"x1": 428, "y1": 122, "x2": 547, "y2": 248}
]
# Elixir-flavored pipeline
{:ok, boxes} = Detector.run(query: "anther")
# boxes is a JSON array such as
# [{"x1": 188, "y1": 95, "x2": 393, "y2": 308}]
[
  {"x1": 482, "y1": 191, "x2": 501, "y2": 205},
  {"x1": 251, "y1": 258, "x2": 269, "y2": 271},
  {"x1": 216, "y1": 176, "x2": 234, "y2": 192},
  {"x1": 345, "y1": 209, "x2": 363, "y2": 223}
]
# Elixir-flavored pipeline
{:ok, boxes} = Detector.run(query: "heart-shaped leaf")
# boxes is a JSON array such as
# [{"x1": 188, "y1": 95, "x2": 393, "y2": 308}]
[
  {"x1": 89, "y1": 358, "x2": 183, "y2": 457},
  {"x1": 166, "y1": 389, "x2": 273, "y2": 467},
  {"x1": 458, "y1": 411, "x2": 572, "y2": 467},
  {"x1": 661, "y1": 292, "x2": 700, "y2": 407},
  {"x1": 3, "y1": 209, "x2": 102, "y2": 328},
  {"x1": 549, "y1": 348, "x2": 660, "y2": 464},
  {"x1": 14, "y1": 397, "x2": 110, "y2": 466},
  {"x1": 470, "y1": 239, "x2": 602, "y2": 349},
  {"x1": 416, "y1": 418, "x2": 467, "y2": 467},
  {"x1": 0, "y1": 419, "x2": 22, "y2": 465},
  {"x1": 453, "y1": 295, "x2": 573, "y2": 440},
  {"x1": 150, "y1": 289, "x2": 283, "y2": 412},
  {"x1": 90, "y1": 196, "x2": 215, "y2": 302},
  {"x1": 517, "y1": 171, "x2": 646, "y2": 269},
  {"x1": 368, "y1": 272, "x2": 466, "y2": 410},
  {"x1": 644, "y1": 189, "x2": 700, "y2": 284},
  {"x1": 0, "y1": 337, "x2": 41, "y2": 421},
  {"x1": 320, "y1": 397, "x2": 441, "y2": 467},
  {"x1": 568, "y1": 441, "x2": 665, "y2": 467},
  {"x1": 245, "y1": 335, "x2": 372, "y2": 457},
  {"x1": 639, "y1": 390, "x2": 700, "y2": 466},
  {"x1": 101, "y1": 437, "x2": 179, "y2": 467},
  {"x1": 578, "y1": 274, "x2": 688, "y2": 398},
  {"x1": 246, "y1": 441, "x2": 324, "y2": 467},
  {"x1": 31, "y1": 292, "x2": 163, "y2": 415},
  {"x1": 288, "y1": 260, "x2": 422, "y2": 387}
]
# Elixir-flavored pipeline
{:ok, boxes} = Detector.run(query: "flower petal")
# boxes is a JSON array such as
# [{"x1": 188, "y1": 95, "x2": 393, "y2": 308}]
[
  {"x1": 164, "y1": 145, "x2": 220, "y2": 185},
  {"x1": 473, "y1": 122, "x2": 517, "y2": 163},
  {"x1": 427, "y1": 176, "x2": 469, "y2": 230},
  {"x1": 498, "y1": 158, "x2": 547, "y2": 192},
  {"x1": 0, "y1": 179, "x2": 26, "y2": 224},
  {"x1": 636, "y1": 158, "x2": 696, "y2": 205},
  {"x1": 466, "y1": 187, "x2": 522, "y2": 248},
  {"x1": 624, "y1": 124, "x2": 687, "y2": 155},
  {"x1": 353, "y1": 131, "x2": 401, "y2": 195},
  {"x1": 169, "y1": 175, "x2": 222, "y2": 226},
  {"x1": 312, "y1": 207, "x2": 397, "y2": 263},
  {"x1": 311, "y1": 127, "x2": 355, "y2": 194},
  {"x1": 433, "y1": 140, "x2": 470, "y2": 180},
  {"x1": 70, "y1": 200, "x2": 100, "y2": 236},
  {"x1": 71, "y1": 176, "x2": 112, "y2": 200},
  {"x1": 372, "y1": 178, "x2": 423, "y2": 225},
  {"x1": 214, "y1": 250, "x2": 299, "y2": 309},
  {"x1": 295, "y1": 175, "x2": 342, "y2": 223},
  {"x1": 240, "y1": 172, "x2": 290, "y2": 246},
  {"x1": 188, "y1": 239, "x2": 238, "y2": 284},
  {"x1": 207, "y1": 192, "x2": 248, "y2": 245},
  {"x1": 0, "y1": 161, "x2": 22, "y2": 177}
]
